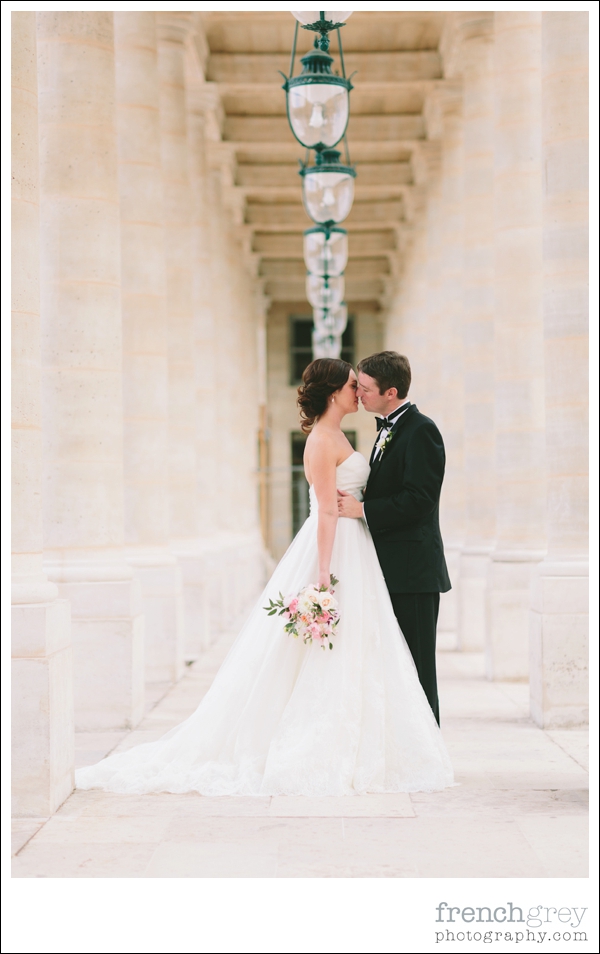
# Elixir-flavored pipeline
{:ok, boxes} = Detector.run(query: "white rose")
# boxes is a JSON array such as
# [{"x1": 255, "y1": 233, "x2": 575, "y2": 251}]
[
  {"x1": 318, "y1": 594, "x2": 336, "y2": 610},
  {"x1": 298, "y1": 594, "x2": 313, "y2": 614}
]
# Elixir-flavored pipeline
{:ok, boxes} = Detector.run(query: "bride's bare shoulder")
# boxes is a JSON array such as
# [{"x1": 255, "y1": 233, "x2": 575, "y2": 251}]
[
  {"x1": 305, "y1": 428, "x2": 340, "y2": 459},
  {"x1": 304, "y1": 428, "x2": 341, "y2": 484}
]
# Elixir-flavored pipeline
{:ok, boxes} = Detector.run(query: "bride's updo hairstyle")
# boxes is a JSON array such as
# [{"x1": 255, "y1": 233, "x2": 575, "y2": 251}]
[{"x1": 297, "y1": 357, "x2": 353, "y2": 433}]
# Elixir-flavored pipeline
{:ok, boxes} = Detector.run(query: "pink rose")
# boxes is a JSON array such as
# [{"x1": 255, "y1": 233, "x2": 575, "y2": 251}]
[{"x1": 288, "y1": 598, "x2": 299, "y2": 614}]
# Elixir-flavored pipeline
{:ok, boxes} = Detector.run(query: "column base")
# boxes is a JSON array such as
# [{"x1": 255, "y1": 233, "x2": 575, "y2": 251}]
[
  {"x1": 12, "y1": 599, "x2": 74, "y2": 817},
  {"x1": 485, "y1": 549, "x2": 546, "y2": 681},
  {"x1": 127, "y1": 549, "x2": 185, "y2": 686},
  {"x1": 172, "y1": 530, "x2": 268, "y2": 660},
  {"x1": 458, "y1": 547, "x2": 492, "y2": 651},
  {"x1": 530, "y1": 559, "x2": 588, "y2": 728},
  {"x1": 45, "y1": 558, "x2": 145, "y2": 731}
]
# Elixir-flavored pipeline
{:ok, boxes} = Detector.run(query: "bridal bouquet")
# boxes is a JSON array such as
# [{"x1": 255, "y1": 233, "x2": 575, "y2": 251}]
[{"x1": 264, "y1": 575, "x2": 340, "y2": 650}]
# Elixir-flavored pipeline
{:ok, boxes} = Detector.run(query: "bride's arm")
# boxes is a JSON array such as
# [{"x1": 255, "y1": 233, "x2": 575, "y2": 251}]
[{"x1": 309, "y1": 438, "x2": 339, "y2": 589}]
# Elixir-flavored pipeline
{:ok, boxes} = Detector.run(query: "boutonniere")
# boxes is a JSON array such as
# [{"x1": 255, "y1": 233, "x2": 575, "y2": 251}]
[{"x1": 375, "y1": 429, "x2": 395, "y2": 458}]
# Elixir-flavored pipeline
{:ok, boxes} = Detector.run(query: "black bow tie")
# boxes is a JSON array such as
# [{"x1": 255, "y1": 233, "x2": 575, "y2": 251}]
[{"x1": 376, "y1": 412, "x2": 403, "y2": 431}]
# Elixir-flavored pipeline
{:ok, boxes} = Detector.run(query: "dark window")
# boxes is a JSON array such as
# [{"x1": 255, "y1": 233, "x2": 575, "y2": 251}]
[
  {"x1": 340, "y1": 318, "x2": 355, "y2": 367},
  {"x1": 291, "y1": 432, "x2": 310, "y2": 537},
  {"x1": 291, "y1": 430, "x2": 357, "y2": 537},
  {"x1": 290, "y1": 317, "x2": 313, "y2": 385},
  {"x1": 289, "y1": 316, "x2": 355, "y2": 385}
]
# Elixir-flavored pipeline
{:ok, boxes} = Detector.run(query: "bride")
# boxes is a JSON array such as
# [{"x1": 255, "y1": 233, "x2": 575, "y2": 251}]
[{"x1": 77, "y1": 359, "x2": 453, "y2": 796}]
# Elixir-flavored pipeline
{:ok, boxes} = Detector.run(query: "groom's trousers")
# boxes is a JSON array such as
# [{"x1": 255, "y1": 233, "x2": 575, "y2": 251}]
[{"x1": 389, "y1": 592, "x2": 440, "y2": 725}]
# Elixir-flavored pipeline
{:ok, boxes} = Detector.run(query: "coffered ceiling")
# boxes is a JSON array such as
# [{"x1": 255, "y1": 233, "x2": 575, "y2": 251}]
[{"x1": 196, "y1": 11, "x2": 448, "y2": 311}]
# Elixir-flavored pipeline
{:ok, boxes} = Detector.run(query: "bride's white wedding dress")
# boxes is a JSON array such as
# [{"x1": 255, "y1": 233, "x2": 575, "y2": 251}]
[{"x1": 76, "y1": 452, "x2": 453, "y2": 796}]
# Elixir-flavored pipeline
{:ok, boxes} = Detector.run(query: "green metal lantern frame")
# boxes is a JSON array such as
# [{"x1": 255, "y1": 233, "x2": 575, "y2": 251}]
[
  {"x1": 303, "y1": 224, "x2": 348, "y2": 277},
  {"x1": 281, "y1": 13, "x2": 357, "y2": 361},
  {"x1": 299, "y1": 148, "x2": 356, "y2": 227},
  {"x1": 293, "y1": 12, "x2": 352, "y2": 48},
  {"x1": 280, "y1": 20, "x2": 354, "y2": 153}
]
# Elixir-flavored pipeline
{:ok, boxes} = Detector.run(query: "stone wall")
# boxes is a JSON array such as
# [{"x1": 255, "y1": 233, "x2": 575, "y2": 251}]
[{"x1": 11, "y1": 11, "x2": 269, "y2": 816}]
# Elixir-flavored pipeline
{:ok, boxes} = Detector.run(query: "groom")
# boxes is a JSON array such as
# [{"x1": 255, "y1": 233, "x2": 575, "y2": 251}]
[{"x1": 337, "y1": 351, "x2": 450, "y2": 724}]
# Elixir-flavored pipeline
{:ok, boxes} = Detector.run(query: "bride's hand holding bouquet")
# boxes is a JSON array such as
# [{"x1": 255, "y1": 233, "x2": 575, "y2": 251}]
[{"x1": 264, "y1": 574, "x2": 340, "y2": 650}]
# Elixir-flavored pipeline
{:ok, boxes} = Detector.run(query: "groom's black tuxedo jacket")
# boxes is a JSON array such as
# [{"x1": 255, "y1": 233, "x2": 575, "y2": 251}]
[{"x1": 363, "y1": 404, "x2": 451, "y2": 594}]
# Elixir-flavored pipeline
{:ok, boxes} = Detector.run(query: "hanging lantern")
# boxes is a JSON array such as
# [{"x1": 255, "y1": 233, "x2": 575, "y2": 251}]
[
  {"x1": 282, "y1": 52, "x2": 352, "y2": 151},
  {"x1": 306, "y1": 274, "x2": 345, "y2": 310},
  {"x1": 304, "y1": 226, "x2": 348, "y2": 277},
  {"x1": 281, "y1": 14, "x2": 353, "y2": 152},
  {"x1": 312, "y1": 328, "x2": 342, "y2": 360},
  {"x1": 313, "y1": 303, "x2": 348, "y2": 337},
  {"x1": 285, "y1": 10, "x2": 357, "y2": 347},
  {"x1": 300, "y1": 149, "x2": 356, "y2": 226},
  {"x1": 291, "y1": 12, "x2": 353, "y2": 29}
]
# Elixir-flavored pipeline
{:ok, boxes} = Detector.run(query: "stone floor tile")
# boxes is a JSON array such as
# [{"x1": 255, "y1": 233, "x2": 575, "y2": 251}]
[
  {"x1": 12, "y1": 842, "x2": 156, "y2": 878},
  {"x1": 74, "y1": 730, "x2": 129, "y2": 769},
  {"x1": 111, "y1": 730, "x2": 169, "y2": 751},
  {"x1": 515, "y1": 815, "x2": 589, "y2": 877},
  {"x1": 54, "y1": 791, "x2": 97, "y2": 819},
  {"x1": 163, "y1": 815, "x2": 345, "y2": 849},
  {"x1": 11, "y1": 819, "x2": 48, "y2": 856},
  {"x1": 496, "y1": 683, "x2": 530, "y2": 708},
  {"x1": 73, "y1": 793, "x2": 187, "y2": 818},
  {"x1": 441, "y1": 687, "x2": 526, "y2": 721},
  {"x1": 31, "y1": 813, "x2": 172, "y2": 845},
  {"x1": 482, "y1": 772, "x2": 589, "y2": 791},
  {"x1": 342, "y1": 817, "x2": 546, "y2": 878},
  {"x1": 274, "y1": 819, "x2": 418, "y2": 877},
  {"x1": 269, "y1": 794, "x2": 415, "y2": 817},
  {"x1": 410, "y1": 787, "x2": 588, "y2": 817},
  {"x1": 166, "y1": 796, "x2": 272, "y2": 817},
  {"x1": 74, "y1": 793, "x2": 272, "y2": 818},
  {"x1": 276, "y1": 860, "x2": 419, "y2": 878},
  {"x1": 545, "y1": 729, "x2": 589, "y2": 771},
  {"x1": 144, "y1": 682, "x2": 171, "y2": 712},
  {"x1": 144, "y1": 841, "x2": 278, "y2": 877},
  {"x1": 437, "y1": 652, "x2": 486, "y2": 679}
]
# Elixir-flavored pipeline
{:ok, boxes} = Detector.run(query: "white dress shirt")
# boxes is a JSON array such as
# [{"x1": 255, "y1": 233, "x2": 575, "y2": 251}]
[
  {"x1": 372, "y1": 399, "x2": 411, "y2": 463},
  {"x1": 361, "y1": 399, "x2": 411, "y2": 524}
]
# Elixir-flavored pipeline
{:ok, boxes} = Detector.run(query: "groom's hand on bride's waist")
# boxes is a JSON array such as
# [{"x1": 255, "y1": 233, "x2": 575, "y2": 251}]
[{"x1": 337, "y1": 489, "x2": 364, "y2": 519}]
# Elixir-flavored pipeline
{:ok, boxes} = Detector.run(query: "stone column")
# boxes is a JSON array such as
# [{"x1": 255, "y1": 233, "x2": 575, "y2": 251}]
[
  {"x1": 37, "y1": 12, "x2": 144, "y2": 729},
  {"x1": 184, "y1": 80, "x2": 217, "y2": 657},
  {"x1": 156, "y1": 14, "x2": 209, "y2": 656},
  {"x1": 11, "y1": 12, "x2": 74, "y2": 816},
  {"x1": 486, "y1": 12, "x2": 546, "y2": 680},
  {"x1": 255, "y1": 289, "x2": 271, "y2": 553},
  {"x1": 386, "y1": 143, "x2": 441, "y2": 425},
  {"x1": 447, "y1": 15, "x2": 497, "y2": 652},
  {"x1": 530, "y1": 12, "x2": 589, "y2": 726},
  {"x1": 197, "y1": 162, "x2": 265, "y2": 630},
  {"x1": 157, "y1": 13, "x2": 198, "y2": 544},
  {"x1": 421, "y1": 85, "x2": 464, "y2": 650},
  {"x1": 436, "y1": 88, "x2": 465, "y2": 651},
  {"x1": 114, "y1": 12, "x2": 185, "y2": 686}
]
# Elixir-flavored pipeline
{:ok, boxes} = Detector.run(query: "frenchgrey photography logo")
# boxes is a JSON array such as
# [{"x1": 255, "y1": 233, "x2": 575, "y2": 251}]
[{"x1": 434, "y1": 902, "x2": 589, "y2": 945}]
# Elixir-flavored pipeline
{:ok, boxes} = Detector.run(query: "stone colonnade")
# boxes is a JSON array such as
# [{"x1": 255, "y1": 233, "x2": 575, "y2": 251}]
[
  {"x1": 11, "y1": 12, "x2": 267, "y2": 816},
  {"x1": 387, "y1": 12, "x2": 588, "y2": 727}
]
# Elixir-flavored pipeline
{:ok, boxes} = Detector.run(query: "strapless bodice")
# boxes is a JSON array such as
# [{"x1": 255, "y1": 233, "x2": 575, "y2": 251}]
[{"x1": 309, "y1": 451, "x2": 370, "y2": 513}]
